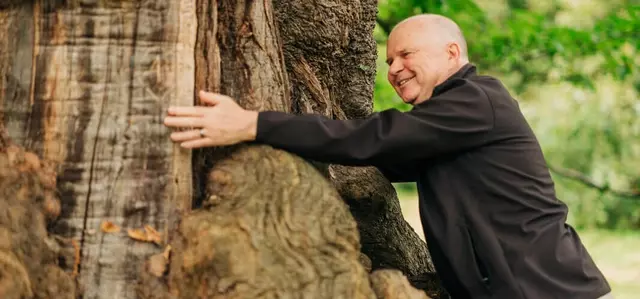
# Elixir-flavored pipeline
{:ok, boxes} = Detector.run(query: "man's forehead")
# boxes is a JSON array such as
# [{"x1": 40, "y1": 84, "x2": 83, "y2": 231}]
[
  {"x1": 386, "y1": 42, "x2": 416, "y2": 57},
  {"x1": 389, "y1": 24, "x2": 418, "y2": 41},
  {"x1": 386, "y1": 32, "x2": 423, "y2": 56}
]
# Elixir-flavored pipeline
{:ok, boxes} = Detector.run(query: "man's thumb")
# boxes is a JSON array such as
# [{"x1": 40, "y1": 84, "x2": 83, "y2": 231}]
[{"x1": 199, "y1": 90, "x2": 227, "y2": 106}]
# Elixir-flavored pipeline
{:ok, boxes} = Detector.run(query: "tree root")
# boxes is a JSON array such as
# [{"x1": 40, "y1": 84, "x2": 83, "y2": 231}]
[{"x1": 137, "y1": 145, "x2": 429, "y2": 299}]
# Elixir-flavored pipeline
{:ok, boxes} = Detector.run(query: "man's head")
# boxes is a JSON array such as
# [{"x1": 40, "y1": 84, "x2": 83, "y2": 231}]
[{"x1": 386, "y1": 14, "x2": 469, "y2": 105}]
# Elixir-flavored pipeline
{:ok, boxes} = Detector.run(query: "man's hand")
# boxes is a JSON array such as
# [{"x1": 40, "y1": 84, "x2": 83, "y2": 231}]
[{"x1": 163, "y1": 91, "x2": 258, "y2": 149}]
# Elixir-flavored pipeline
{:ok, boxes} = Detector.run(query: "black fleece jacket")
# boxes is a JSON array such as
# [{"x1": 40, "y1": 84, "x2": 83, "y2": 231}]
[{"x1": 254, "y1": 63, "x2": 611, "y2": 299}]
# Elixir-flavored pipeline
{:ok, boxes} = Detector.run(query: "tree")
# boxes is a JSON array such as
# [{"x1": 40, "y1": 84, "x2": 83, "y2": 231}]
[{"x1": 0, "y1": 1, "x2": 445, "y2": 298}]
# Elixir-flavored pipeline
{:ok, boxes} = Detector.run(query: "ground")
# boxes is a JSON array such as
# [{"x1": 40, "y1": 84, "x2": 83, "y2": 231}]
[{"x1": 397, "y1": 194, "x2": 640, "y2": 299}]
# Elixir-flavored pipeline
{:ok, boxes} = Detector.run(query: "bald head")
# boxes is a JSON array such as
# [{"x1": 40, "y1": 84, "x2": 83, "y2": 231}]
[
  {"x1": 385, "y1": 14, "x2": 470, "y2": 105},
  {"x1": 392, "y1": 14, "x2": 469, "y2": 61}
]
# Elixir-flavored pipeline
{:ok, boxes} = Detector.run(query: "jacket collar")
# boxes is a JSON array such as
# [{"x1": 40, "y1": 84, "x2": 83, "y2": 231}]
[{"x1": 431, "y1": 63, "x2": 476, "y2": 98}]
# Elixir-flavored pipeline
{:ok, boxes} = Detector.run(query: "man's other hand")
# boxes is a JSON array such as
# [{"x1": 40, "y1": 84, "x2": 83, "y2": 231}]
[{"x1": 163, "y1": 91, "x2": 258, "y2": 149}]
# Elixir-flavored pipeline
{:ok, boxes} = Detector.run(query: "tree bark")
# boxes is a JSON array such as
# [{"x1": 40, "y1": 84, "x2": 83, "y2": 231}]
[
  {"x1": 1, "y1": 0, "x2": 444, "y2": 298},
  {"x1": 0, "y1": 142, "x2": 77, "y2": 299},
  {"x1": 271, "y1": 0, "x2": 443, "y2": 296},
  {"x1": 145, "y1": 1, "x2": 372, "y2": 297},
  {"x1": 1, "y1": 1, "x2": 194, "y2": 298}
]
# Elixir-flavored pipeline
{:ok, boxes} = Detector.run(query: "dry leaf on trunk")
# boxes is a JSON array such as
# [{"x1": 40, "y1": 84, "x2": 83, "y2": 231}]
[
  {"x1": 100, "y1": 221, "x2": 121, "y2": 233},
  {"x1": 127, "y1": 225, "x2": 162, "y2": 245}
]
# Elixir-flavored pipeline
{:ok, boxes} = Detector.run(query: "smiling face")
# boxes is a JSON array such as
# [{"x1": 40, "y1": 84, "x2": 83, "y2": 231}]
[{"x1": 386, "y1": 16, "x2": 468, "y2": 105}]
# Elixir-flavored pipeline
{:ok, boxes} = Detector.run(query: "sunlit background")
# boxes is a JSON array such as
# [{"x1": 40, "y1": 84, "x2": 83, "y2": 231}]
[{"x1": 372, "y1": 1, "x2": 639, "y2": 297}]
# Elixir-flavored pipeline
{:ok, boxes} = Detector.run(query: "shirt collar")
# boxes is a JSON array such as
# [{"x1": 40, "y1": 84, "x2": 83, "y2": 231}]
[{"x1": 431, "y1": 63, "x2": 477, "y2": 98}]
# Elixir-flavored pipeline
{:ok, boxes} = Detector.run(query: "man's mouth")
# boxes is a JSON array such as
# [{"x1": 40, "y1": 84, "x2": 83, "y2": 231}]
[{"x1": 397, "y1": 77, "x2": 415, "y2": 87}]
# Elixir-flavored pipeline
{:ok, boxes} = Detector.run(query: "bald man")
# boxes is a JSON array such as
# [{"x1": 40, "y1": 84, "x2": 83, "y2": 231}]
[{"x1": 164, "y1": 14, "x2": 612, "y2": 299}]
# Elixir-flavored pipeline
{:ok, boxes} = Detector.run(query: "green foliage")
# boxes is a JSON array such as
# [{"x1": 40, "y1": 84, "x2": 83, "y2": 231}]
[
  {"x1": 375, "y1": 0, "x2": 640, "y2": 229},
  {"x1": 377, "y1": 1, "x2": 639, "y2": 93},
  {"x1": 523, "y1": 78, "x2": 640, "y2": 229}
]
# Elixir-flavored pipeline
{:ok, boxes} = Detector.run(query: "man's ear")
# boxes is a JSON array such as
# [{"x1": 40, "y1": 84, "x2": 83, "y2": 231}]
[{"x1": 446, "y1": 42, "x2": 462, "y2": 61}]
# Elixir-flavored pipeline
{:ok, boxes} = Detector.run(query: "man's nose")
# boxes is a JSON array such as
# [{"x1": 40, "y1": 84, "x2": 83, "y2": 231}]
[{"x1": 388, "y1": 59, "x2": 403, "y2": 74}]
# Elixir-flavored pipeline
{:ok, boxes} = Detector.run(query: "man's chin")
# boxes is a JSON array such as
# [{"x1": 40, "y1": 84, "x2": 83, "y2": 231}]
[
  {"x1": 409, "y1": 94, "x2": 432, "y2": 105},
  {"x1": 402, "y1": 97, "x2": 417, "y2": 105}
]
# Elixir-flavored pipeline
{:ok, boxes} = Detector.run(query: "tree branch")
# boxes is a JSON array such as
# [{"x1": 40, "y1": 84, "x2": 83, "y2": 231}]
[{"x1": 547, "y1": 165, "x2": 640, "y2": 198}]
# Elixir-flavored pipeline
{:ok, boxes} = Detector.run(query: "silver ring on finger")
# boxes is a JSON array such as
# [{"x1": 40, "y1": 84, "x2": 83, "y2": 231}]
[{"x1": 199, "y1": 129, "x2": 205, "y2": 138}]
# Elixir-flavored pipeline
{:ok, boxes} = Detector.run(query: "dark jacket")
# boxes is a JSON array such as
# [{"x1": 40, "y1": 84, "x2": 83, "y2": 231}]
[{"x1": 254, "y1": 63, "x2": 611, "y2": 299}]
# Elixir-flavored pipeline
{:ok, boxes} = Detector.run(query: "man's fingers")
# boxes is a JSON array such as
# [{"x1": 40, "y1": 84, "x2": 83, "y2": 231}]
[
  {"x1": 167, "y1": 106, "x2": 204, "y2": 117},
  {"x1": 163, "y1": 116, "x2": 204, "y2": 128},
  {"x1": 170, "y1": 129, "x2": 201, "y2": 142},
  {"x1": 199, "y1": 90, "x2": 230, "y2": 106},
  {"x1": 180, "y1": 138, "x2": 214, "y2": 149}
]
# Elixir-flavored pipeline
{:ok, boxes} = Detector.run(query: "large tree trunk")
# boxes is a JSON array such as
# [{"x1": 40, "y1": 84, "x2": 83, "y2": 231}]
[
  {"x1": 0, "y1": 0, "x2": 446, "y2": 298},
  {"x1": 0, "y1": 1, "x2": 195, "y2": 298}
]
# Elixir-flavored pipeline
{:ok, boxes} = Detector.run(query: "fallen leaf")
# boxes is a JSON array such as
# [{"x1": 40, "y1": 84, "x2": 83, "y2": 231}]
[
  {"x1": 127, "y1": 228, "x2": 149, "y2": 241},
  {"x1": 127, "y1": 225, "x2": 163, "y2": 245},
  {"x1": 101, "y1": 221, "x2": 121, "y2": 233},
  {"x1": 144, "y1": 225, "x2": 163, "y2": 245}
]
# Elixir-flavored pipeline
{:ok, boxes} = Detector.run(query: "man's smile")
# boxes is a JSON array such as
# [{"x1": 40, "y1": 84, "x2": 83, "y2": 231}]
[{"x1": 397, "y1": 76, "x2": 415, "y2": 87}]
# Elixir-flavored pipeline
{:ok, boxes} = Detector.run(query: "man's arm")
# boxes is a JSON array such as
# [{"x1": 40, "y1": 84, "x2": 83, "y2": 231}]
[{"x1": 254, "y1": 83, "x2": 495, "y2": 167}]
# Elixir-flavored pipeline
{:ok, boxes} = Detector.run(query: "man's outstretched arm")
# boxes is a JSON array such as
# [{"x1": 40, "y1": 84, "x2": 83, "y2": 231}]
[
  {"x1": 164, "y1": 85, "x2": 495, "y2": 167},
  {"x1": 253, "y1": 86, "x2": 495, "y2": 166},
  {"x1": 253, "y1": 110, "x2": 440, "y2": 166}
]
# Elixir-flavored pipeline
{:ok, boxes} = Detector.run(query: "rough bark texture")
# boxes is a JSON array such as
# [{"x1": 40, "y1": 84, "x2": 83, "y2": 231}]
[
  {"x1": 137, "y1": 1, "x2": 373, "y2": 298},
  {"x1": 330, "y1": 165, "x2": 444, "y2": 298},
  {"x1": 163, "y1": 145, "x2": 376, "y2": 299},
  {"x1": 273, "y1": 0, "x2": 374, "y2": 120},
  {"x1": 0, "y1": 140, "x2": 76, "y2": 299},
  {"x1": 370, "y1": 270, "x2": 431, "y2": 299},
  {"x1": 190, "y1": 0, "x2": 291, "y2": 207},
  {"x1": 137, "y1": 0, "x2": 431, "y2": 298},
  {"x1": 271, "y1": 0, "x2": 442, "y2": 295},
  {"x1": 0, "y1": 1, "x2": 194, "y2": 298}
]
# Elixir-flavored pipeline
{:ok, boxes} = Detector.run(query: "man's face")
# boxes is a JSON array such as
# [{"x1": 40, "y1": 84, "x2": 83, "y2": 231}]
[{"x1": 386, "y1": 27, "x2": 449, "y2": 105}]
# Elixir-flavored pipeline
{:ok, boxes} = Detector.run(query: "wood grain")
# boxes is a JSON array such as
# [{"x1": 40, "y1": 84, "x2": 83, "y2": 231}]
[{"x1": 0, "y1": 1, "x2": 195, "y2": 298}]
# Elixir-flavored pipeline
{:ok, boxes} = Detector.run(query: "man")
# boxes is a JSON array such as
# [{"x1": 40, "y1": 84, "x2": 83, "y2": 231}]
[{"x1": 164, "y1": 14, "x2": 612, "y2": 299}]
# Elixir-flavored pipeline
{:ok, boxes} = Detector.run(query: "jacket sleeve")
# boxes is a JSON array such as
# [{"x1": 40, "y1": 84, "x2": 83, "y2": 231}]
[{"x1": 254, "y1": 82, "x2": 495, "y2": 167}]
